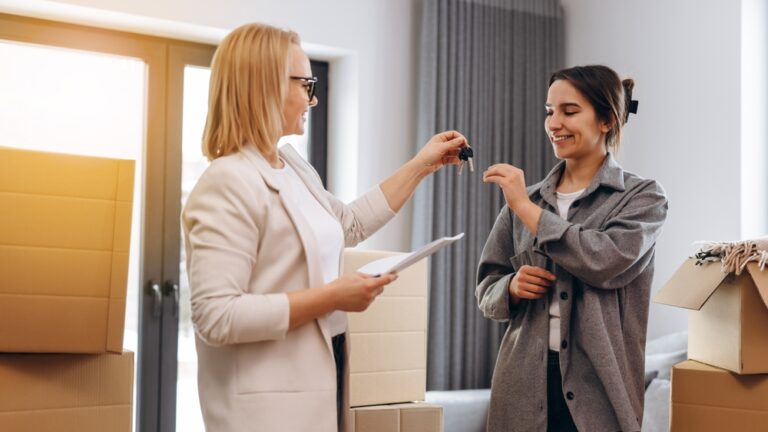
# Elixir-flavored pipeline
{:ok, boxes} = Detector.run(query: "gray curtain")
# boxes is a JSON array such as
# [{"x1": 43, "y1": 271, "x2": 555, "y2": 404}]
[{"x1": 413, "y1": 0, "x2": 564, "y2": 390}]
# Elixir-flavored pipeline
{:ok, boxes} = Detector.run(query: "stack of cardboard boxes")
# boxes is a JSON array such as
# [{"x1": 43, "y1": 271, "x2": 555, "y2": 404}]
[
  {"x1": 655, "y1": 258, "x2": 768, "y2": 431},
  {"x1": 0, "y1": 147, "x2": 135, "y2": 431},
  {"x1": 343, "y1": 249, "x2": 443, "y2": 432}
]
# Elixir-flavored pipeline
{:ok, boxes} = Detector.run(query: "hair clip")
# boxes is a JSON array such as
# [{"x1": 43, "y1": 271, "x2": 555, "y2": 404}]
[{"x1": 629, "y1": 100, "x2": 639, "y2": 114}]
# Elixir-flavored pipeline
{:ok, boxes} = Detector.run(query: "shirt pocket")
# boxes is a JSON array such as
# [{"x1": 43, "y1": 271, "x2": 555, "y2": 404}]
[
  {"x1": 509, "y1": 247, "x2": 551, "y2": 273},
  {"x1": 509, "y1": 249, "x2": 533, "y2": 272}
]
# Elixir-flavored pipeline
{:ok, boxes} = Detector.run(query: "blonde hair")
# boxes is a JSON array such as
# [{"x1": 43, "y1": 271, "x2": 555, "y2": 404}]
[{"x1": 203, "y1": 23, "x2": 300, "y2": 161}]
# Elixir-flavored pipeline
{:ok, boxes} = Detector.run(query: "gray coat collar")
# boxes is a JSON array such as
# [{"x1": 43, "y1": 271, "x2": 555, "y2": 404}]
[{"x1": 534, "y1": 153, "x2": 625, "y2": 208}]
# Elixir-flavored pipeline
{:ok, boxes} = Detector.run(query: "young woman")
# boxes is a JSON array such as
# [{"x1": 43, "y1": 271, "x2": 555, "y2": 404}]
[
  {"x1": 477, "y1": 65, "x2": 668, "y2": 432},
  {"x1": 182, "y1": 23, "x2": 467, "y2": 432}
]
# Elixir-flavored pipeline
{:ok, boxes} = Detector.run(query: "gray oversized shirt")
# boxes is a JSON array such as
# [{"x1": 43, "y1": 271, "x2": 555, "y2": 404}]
[{"x1": 476, "y1": 154, "x2": 668, "y2": 432}]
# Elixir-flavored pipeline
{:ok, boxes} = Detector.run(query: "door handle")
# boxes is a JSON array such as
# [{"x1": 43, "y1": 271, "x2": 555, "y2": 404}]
[
  {"x1": 148, "y1": 281, "x2": 163, "y2": 319},
  {"x1": 164, "y1": 281, "x2": 180, "y2": 319}
]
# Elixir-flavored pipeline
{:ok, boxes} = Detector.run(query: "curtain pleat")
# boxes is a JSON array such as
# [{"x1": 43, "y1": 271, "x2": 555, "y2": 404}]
[{"x1": 414, "y1": 0, "x2": 564, "y2": 390}]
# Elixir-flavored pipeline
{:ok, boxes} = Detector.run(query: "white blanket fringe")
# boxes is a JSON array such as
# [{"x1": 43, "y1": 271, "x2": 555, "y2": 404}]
[{"x1": 694, "y1": 237, "x2": 768, "y2": 275}]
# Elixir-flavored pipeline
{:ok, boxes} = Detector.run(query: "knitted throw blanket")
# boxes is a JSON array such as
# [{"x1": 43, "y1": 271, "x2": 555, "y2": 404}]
[{"x1": 694, "y1": 236, "x2": 768, "y2": 275}]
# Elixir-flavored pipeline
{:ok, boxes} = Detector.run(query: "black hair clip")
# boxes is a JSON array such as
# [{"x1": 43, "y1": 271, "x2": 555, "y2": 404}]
[{"x1": 629, "y1": 100, "x2": 639, "y2": 114}]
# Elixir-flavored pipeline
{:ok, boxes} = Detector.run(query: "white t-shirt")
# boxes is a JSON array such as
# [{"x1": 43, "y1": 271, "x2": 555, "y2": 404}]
[
  {"x1": 271, "y1": 162, "x2": 347, "y2": 336},
  {"x1": 549, "y1": 188, "x2": 585, "y2": 352}
]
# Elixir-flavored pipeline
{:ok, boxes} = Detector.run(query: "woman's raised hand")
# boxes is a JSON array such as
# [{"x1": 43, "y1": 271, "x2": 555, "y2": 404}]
[{"x1": 413, "y1": 130, "x2": 468, "y2": 174}]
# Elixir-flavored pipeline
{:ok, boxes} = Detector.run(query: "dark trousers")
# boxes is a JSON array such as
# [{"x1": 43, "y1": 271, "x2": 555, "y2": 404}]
[
  {"x1": 547, "y1": 351, "x2": 578, "y2": 432},
  {"x1": 332, "y1": 333, "x2": 345, "y2": 431}
]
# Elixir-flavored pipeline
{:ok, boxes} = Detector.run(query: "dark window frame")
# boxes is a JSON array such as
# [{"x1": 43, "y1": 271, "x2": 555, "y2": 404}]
[{"x1": 308, "y1": 60, "x2": 329, "y2": 187}]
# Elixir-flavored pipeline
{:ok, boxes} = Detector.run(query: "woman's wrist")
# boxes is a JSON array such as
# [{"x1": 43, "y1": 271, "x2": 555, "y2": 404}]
[{"x1": 408, "y1": 155, "x2": 435, "y2": 178}]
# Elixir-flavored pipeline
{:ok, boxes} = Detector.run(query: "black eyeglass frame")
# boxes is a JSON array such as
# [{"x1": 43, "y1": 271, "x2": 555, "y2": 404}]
[{"x1": 290, "y1": 76, "x2": 318, "y2": 101}]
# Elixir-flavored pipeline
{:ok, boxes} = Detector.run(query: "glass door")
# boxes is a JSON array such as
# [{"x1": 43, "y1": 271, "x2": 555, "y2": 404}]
[{"x1": 0, "y1": 13, "x2": 170, "y2": 432}]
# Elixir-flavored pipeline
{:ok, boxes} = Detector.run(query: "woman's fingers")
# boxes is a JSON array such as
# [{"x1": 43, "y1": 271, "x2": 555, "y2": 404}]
[
  {"x1": 518, "y1": 275, "x2": 551, "y2": 292},
  {"x1": 442, "y1": 155, "x2": 461, "y2": 165},
  {"x1": 437, "y1": 130, "x2": 467, "y2": 144},
  {"x1": 522, "y1": 266, "x2": 556, "y2": 281},
  {"x1": 515, "y1": 265, "x2": 556, "y2": 298}
]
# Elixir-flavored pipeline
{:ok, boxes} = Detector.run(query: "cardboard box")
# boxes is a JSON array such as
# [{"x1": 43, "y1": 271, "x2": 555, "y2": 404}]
[
  {"x1": 670, "y1": 360, "x2": 768, "y2": 431},
  {"x1": 0, "y1": 147, "x2": 134, "y2": 353},
  {"x1": 0, "y1": 350, "x2": 134, "y2": 431},
  {"x1": 348, "y1": 403, "x2": 443, "y2": 432},
  {"x1": 344, "y1": 249, "x2": 429, "y2": 407},
  {"x1": 654, "y1": 258, "x2": 768, "y2": 373}
]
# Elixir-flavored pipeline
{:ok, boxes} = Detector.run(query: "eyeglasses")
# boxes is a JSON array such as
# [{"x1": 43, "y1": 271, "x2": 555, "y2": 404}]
[{"x1": 290, "y1": 76, "x2": 318, "y2": 102}]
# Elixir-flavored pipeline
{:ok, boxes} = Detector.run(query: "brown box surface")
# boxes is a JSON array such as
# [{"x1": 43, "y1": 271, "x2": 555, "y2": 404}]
[
  {"x1": 670, "y1": 360, "x2": 768, "y2": 431},
  {"x1": 0, "y1": 350, "x2": 134, "y2": 431},
  {"x1": 349, "y1": 402, "x2": 443, "y2": 432},
  {"x1": 0, "y1": 147, "x2": 134, "y2": 353},
  {"x1": 654, "y1": 258, "x2": 768, "y2": 373},
  {"x1": 344, "y1": 249, "x2": 428, "y2": 407}
]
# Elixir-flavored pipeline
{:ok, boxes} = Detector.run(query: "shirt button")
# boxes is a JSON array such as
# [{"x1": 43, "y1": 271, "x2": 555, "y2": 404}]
[
  {"x1": 566, "y1": 391, "x2": 575, "y2": 400},
  {"x1": 560, "y1": 291, "x2": 568, "y2": 300},
  {"x1": 561, "y1": 340, "x2": 568, "y2": 349}
]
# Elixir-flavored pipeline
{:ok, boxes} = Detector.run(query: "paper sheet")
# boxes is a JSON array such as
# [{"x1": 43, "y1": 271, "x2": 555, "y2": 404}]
[{"x1": 357, "y1": 233, "x2": 465, "y2": 275}]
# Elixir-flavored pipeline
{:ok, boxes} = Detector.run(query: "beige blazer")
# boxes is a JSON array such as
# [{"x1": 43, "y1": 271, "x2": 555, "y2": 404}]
[{"x1": 182, "y1": 144, "x2": 395, "y2": 432}]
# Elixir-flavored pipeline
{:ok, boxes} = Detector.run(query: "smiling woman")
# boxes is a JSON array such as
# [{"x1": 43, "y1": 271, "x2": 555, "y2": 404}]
[
  {"x1": 477, "y1": 65, "x2": 668, "y2": 432},
  {"x1": 181, "y1": 21, "x2": 467, "y2": 432}
]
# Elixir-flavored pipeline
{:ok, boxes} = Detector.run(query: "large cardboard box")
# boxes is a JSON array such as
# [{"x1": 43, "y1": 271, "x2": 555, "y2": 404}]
[
  {"x1": 670, "y1": 360, "x2": 768, "y2": 431},
  {"x1": 348, "y1": 403, "x2": 443, "y2": 432},
  {"x1": 0, "y1": 350, "x2": 134, "y2": 431},
  {"x1": 654, "y1": 258, "x2": 768, "y2": 373},
  {"x1": 344, "y1": 249, "x2": 429, "y2": 407},
  {"x1": 0, "y1": 147, "x2": 134, "y2": 353}
]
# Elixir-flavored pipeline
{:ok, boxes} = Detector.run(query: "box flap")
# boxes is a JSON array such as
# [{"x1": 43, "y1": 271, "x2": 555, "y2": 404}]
[
  {"x1": 654, "y1": 259, "x2": 728, "y2": 310},
  {"x1": 746, "y1": 263, "x2": 768, "y2": 310}
]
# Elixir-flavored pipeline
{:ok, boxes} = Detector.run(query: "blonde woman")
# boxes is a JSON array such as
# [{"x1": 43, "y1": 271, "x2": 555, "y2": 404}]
[{"x1": 182, "y1": 23, "x2": 467, "y2": 432}]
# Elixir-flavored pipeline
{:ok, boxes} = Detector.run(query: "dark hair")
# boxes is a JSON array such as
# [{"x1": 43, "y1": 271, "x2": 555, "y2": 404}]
[{"x1": 548, "y1": 65, "x2": 635, "y2": 151}]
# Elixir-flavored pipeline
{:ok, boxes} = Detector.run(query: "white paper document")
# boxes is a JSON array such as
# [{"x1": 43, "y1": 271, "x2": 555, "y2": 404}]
[{"x1": 357, "y1": 233, "x2": 465, "y2": 275}]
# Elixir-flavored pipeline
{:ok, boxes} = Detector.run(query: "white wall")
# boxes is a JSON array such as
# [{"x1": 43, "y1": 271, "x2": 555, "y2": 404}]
[
  {"x1": 561, "y1": 0, "x2": 763, "y2": 340},
  {"x1": 8, "y1": 0, "x2": 765, "y2": 339},
  {"x1": 2, "y1": 0, "x2": 421, "y2": 252}
]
